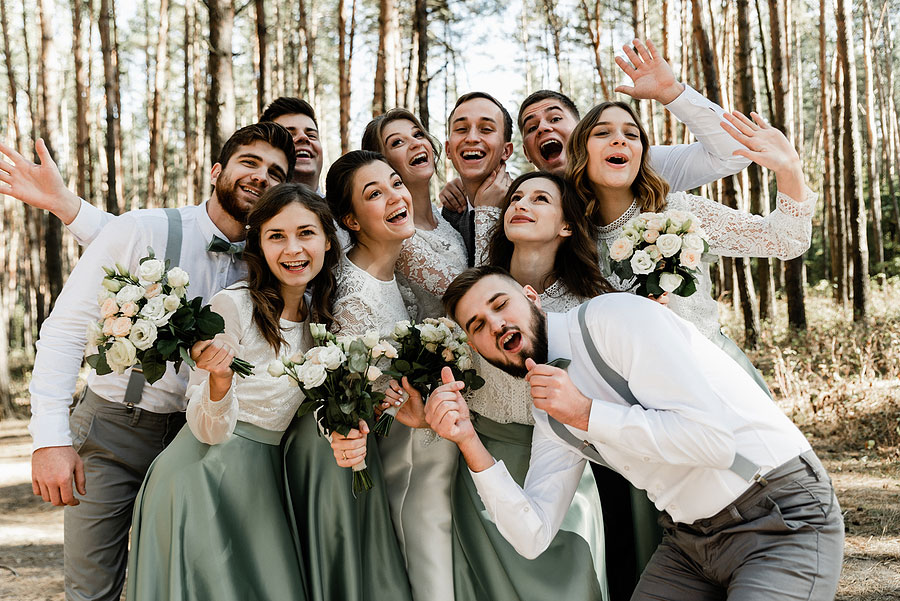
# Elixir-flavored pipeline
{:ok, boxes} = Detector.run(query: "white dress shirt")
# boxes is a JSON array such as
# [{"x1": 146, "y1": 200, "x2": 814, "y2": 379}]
[
  {"x1": 29, "y1": 202, "x2": 247, "y2": 451},
  {"x1": 469, "y1": 293, "x2": 810, "y2": 559}
]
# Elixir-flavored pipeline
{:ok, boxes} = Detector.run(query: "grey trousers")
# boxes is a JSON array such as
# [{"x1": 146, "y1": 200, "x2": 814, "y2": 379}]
[
  {"x1": 632, "y1": 451, "x2": 844, "y2": 601},
  {"x1": 64, "y1": 390, "x2": 185, "y2": 601}
]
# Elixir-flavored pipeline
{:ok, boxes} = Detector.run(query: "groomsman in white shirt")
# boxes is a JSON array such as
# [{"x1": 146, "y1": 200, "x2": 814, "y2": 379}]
[
  {"x1": 425, "y1": 266, "x2": 844, "y2": 600},
  {"x1": 0, "y1": 122, "x2": 294, "y2": 601}
]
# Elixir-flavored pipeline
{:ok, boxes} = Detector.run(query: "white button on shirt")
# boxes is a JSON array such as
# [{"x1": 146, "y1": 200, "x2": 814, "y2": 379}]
[
  {"x1": 29, "y1": 201, "x2": 248, "y2": 451},
  {"x1": 469, "y1": 294, "x2": 811, "y2": 560}
]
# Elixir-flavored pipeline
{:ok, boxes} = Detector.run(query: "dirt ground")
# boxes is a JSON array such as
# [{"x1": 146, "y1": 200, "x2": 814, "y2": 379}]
[{"x1": 1, "y1": 417, "x2": 898, "y2": 600}]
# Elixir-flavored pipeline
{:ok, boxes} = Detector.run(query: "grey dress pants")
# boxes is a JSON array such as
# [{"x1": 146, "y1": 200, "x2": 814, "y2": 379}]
[
  {"x1": 64, "y1": 391, "x2": 185, "y2": 601},
  {"x1": 632, "y1": 450, "x2": 844, "y2": 601}
]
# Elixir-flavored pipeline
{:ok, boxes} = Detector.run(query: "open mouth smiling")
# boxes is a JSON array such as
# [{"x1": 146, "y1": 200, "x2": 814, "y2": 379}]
[
  {"x1": 539, "y1": 139, "x2": 563, "y2": 161},
  {"x1": 605, "y1": 154, "x2": 629, "y2": 165},
  {"x1": 410, "y1": 152, "x2": 429, "y2": 167},
  {"x1": 296, "y1": 149, "x2": 314, "y2": 159},
  {"x1": 239, "y1": 184, "x2": 262, "y2": 198},
  {"x1": 281, "y1": 259, "x2": 310, "y2": 273},
  {"x1": 386, "y1": 207, "x2": 408, "y2": 224},
  {"x1": 461, "y1": 149, "x2": 486, "y2": 161},
  {"x1": 499, "y1": 329, "x2": 523, "y2": 353}
]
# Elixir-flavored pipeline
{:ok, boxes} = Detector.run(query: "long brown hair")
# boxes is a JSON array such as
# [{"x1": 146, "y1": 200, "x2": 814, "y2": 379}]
[
  {"x1": 242, "y1": 183, "x2": 341, "y2": 351},
  {"x1": 360, "y1": 108, "x2": 441, "y2": 162},
  {"x1": 566, "y1": 101, "x2": 670, "y2": 222},
  {"x1": 486, "y1": 171, "x2": 613, "y2": 298}
]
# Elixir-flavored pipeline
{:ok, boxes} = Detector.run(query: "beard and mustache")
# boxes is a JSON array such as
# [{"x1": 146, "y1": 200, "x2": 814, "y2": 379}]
[{"x1": 485, "y1": 301, "x2": 548, "y2": 379}]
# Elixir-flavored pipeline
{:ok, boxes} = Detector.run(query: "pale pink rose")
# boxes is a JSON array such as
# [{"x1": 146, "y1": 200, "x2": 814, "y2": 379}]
[
  {"x1": 102, "y1": 317, "x2": 116, "y2": 336},
  {"x1": 120, "y1": 301, "x2": 138, "y2": 317},
  {"x1": 608, "y1": 238, "x2": 635, "y2": 261},
  {"x1": 111, "y1": 316, "x2": 133, "y2": 337},
  {"x1": 642, "y1": 229, "x2": 660, "y2": 244},
  {"x1": 100, "y1": 298, "x2": 119, "y2": 319},
  {"x1": 144, "y1": 282, "x2": 162, "y2": 299},
  {"x1": 646, "y1": 218, "x2": 665, "y2": 231},
  {"x1": 679, "y1": 248, "x2": 702, "y2": 269}
]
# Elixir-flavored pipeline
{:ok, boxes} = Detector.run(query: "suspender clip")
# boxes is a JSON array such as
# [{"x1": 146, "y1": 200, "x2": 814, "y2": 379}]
[{"x1": 752, "y1": 472, "x2": 768, "y2": 487}]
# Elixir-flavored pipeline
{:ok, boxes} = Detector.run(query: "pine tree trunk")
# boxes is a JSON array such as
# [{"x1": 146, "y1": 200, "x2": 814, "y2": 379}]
[
  {"x1": 297, "y1": 0, "x2": 316, "y2": 107},
  {"x1": 580, "y1": 0, "x2": 610, "y2": 100},
  {"x1": 540, "y1": 0, "x2": 564, "y2": 91},
  {"x1": 184, "y1": 0, "x2": 195, "y2": 207},
  {"x1": 147, "y1": 0, "x2": 170, "y2": 208},
  {"x1": 71, "y1": 0, "x2": 90, "y2": 203},
  {"x1": 414, "y1": 0, "x2": 428, "y2": 125},
  {"x1": 661, "y1": 0, "x2": 675, "y2": 144},
  {"x1": 835, "y1": 0, "x2": 869, "y2": 320},
  {"x1": 860, "y1": 0, "x2": 884, "y2": 277},
  {"x1": 98, "y1": 0, "x2": 123, "y2": 213},
  {"x1": 820, "y1": 0, "x2": 838, "y2": 297},
  {"x1": 0, "y1": 0, "x2": 21, "y2": 153},
  {"x1": 373, "y1": 0, "x2": 398, "y2": 116},
  {"x1": 338, "y1": 0, "x2": 350, "y2": 152},
  {"x1": 207, "y1": 0, "x2": 235, "y2": 164},
  {"x1": 255, "y1": 0, "x2": 268, "y2": 116},
  {"x1": 832, "y1": 56, "x2": 849, "y2": 306}
]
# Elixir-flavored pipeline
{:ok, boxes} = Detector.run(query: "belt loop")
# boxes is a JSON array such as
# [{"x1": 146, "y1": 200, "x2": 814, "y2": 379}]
[
  {"x1": 128, "y1": 404, "x2": 141, "y2": 426},
  {"x1": 799, "y1": 451, "x2": 822, "y2": 481}
]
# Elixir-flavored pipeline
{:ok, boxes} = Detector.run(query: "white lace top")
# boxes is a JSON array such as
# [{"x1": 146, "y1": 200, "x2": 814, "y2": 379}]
[
  {"x1": 468, "y1": 281, "x2": 584, "y2": 425},
  {"x1": 596, "y1": 188, "x2": 815, "y2": 339},
  {"x1": 396, "y1": 208, "x2": 468, "y2": 320},
  {"x1": 333, "y1": 254, "x2": 417, "y2": 337},
  {"x1": 185, "y1": 287, "x2": 312, "y2": 444}
]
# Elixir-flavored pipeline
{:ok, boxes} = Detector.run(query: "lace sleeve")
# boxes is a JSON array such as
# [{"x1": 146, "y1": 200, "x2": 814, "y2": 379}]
[
  {"x1": 680, "y1": 186, "x2": 816, "y2": 260},
  {"x1": 333, "y1": 293, "x2": 384, "y2": 336},
  {"x1": 396, "y1": 232, "x2": 464, "y2": 298},
  {"x1": 474, "y1": 206, "x2": 502, "y2": 266},
  {"x1": 185, "y1": 291, "x2": 245, "y2": 444}
]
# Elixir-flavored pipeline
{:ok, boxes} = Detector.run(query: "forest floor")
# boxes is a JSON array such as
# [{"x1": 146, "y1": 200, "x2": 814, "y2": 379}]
[{"x1": 0, "y1": 283, "x2": 899, "y2": 600}]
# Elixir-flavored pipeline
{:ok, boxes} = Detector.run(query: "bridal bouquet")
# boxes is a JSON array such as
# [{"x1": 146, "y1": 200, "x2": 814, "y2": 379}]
[
  {"x1": 607, "y1": 209, "x2": 709, "y2": 297},
  {"x1": 269, "y1": 324, "x2": 392, "y2": 495},
  {"x1": 375, "y1": 317, "x2": 485, "y2": 437},
  {"x1": 85, "y1": 250, "x2": 254, "y2": 384}
]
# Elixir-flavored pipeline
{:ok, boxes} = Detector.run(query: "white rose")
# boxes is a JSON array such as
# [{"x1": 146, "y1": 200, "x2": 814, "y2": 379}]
[
  {"x1": 442, "y1": 347, "x2": 455, "y2": 362},
  {"x1": 303, "y1": 346, "x2": 324, "y2": 364},
  {"x1": 98, "y1": 289, "x2": 116, "y2": 304},
  {"x1": 642, "y1": 229, "x2": 659, "y2": 244},
  {"x1": 630, "y1": 250, "x2": 656, "y2": 275},
  {"x1": 336, "y1": 335, "x2": 355, "y2": 351},
  {"x1": 128, "y1": 319, "x2": 158, "y2": 351},
  {"x1": 436, "y1": 323, "x2": 453, "y2": 341},
  {"x1": 645, "y1": 244, "x2": 662, "y2": 262},
  {"x1": 289, "y1": 351, "x2": 306, "y2": 364},
  {"x1": 665, "y1": 210, "x2": 690, "y2": 228},
  {"x1": 162, "y1": 295, "x2": 181, "y2": 312},
  {"x1": 608, "y1": 238, "x2": 634, "y2": 262},
  {"x1": 143, "y1": 282, "x2": 162, "y2": 299},
  {"x1": 425, "y1": 342, "x2": 438, "y2": 353},
  {"x1": 299, "y1": 363, "x2": 327, "y2": 388},
  {"x1": 438, "y1": 317, "x2": 456, "y2": 331},
  {"x1": 310, "y1": 323, "x2": 327, "y2": 339},
  {"x1": 138, "y1": 259, "x2": 165, "y2": 284},
  {"x1": 172, "y1": 286, "x2": 187, "y2": 298},
  {"x1": 682, "y1": 233, "x2": 705, "y2": 252},
  {"x1": 456, "y1": 355, "x2": 473, "y2": 371},
  {"x1": 319, "y1": 345, "x2": 345, "y2": 370},
  {"x1": 659, "y1": 272, "x2": 684, "y2": 293},
  {"x1": 646, "y1": 217, "x2": 665, "y2": 231},
  {"x1": 85, "y1": 321, "x2": 105, "y2": 348},
  {"x1": 116, "y1": 284, "x2": 146, "y2": 305},
  {"x1": 166, "y1": 267, "x2": 190, "y2": 288},
  {"x1": 392, "y1": 320, "x2": 411, "y2": 339},
  {"x1": 417, "y1": 323, "x2": 443, "y2": 343},
  {"x1": 106, "y1": 339, "x2": 137, "y2": 374},
  {"x1": 267, "y1": 360, "x2": 286, "y2": 377},
  {"x1": 139, "y1": 296, "x2": 175, "y2": 326},
  {"x1": 362, "y1": 330, "x2": 380, "y2": 349},
  {"x1": 622, "y1": 227, "x2": 642, "y2": 244},
  {"x1": 656, "y1": 233, "x2": 683, "y2": 257},
  {"x1": 679, "y1": 248, "x2": 702, "y2": 270},
  {"x1": 380, "y1": 342, "x2": 398, "y2": 359},
  {"x1": 628, "y1": 215, "x2": 648, "y2": 231},
  {"x1": 365, "y1": 365, "x2": 382, "y2": 382}
]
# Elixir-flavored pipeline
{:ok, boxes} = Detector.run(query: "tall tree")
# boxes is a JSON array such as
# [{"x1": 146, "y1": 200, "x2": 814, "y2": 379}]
[
  {"x1": 540, "y1": 0, "x2": 564, "y2": 91},
  {"x1": 860, "y1": 0, "x2": 884, "y2": 275},
  {"x1": 373, "y1": 0, "x2": 399, "y2": 115},
  {"x1": 99, "y1": 0, "x2": 123, "y2": 214},
  {"x1": 255, "y1": 0, "x2": 269, "y2": 116},
  {"x1": 147, "y1": 0, "x2": 171, "y2": 208},
  {"x1": 414, "y1": 0, "x2": 429, "y2": 125},
  {"x1": 819, "y1": 0, "x2": 838, "y2": 299},
  {"x1": 832, "y1": 57, "x2": 849, "y2": 305},
  {"x1": 692, "y1": 0, "x2": 760, "y2": 344},
  {"x1": 71, "y1": 0, "x2": 91, "y2": 203},
  {"x1": 297, "y1": 0, "x2": 317, "y2": 107},
  {"x1": 207, "y1": 0, "x2": 235, "y2": 163},
  {"x1": 767, "y1": 0, "x2": 806, "y2": 328},
  {"x1": 184, "y1": 0, "x2": 195, "y2": 207},
  {"x1": 579, "y1": 0, "x2": 611, "y2": 100},
  {"x1": 835, "y1": 0, "x2": 869, "y2": 320},
  {"x1": 338, "y1": 0, "x2": 355, "y2": 152},
  {"x1": 0, "y1": 0, "x2": 21, "y2": 152}
]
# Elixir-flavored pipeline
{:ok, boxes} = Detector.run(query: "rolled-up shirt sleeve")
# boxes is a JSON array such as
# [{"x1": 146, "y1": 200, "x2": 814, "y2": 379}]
[
  {"x1": 66, "y1": 199, "x2": 114, "y2": 247},
  {"x1": 470, "y1": 418, "x2": 586, "y2": 559}
]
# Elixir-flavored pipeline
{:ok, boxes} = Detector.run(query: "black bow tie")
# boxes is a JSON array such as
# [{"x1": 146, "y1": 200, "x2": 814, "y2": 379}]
[{"x1": 207, "y1": 235, "x2": 244, "y2": 258}]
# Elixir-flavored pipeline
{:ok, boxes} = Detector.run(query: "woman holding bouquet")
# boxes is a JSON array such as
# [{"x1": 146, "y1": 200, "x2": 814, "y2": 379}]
[{"x1": 126, "y1": 184, "x2": 344, "y2": 600}]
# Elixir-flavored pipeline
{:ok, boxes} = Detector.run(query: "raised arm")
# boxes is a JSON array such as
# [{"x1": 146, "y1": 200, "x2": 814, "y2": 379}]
[
  {"x1": 396, "y1": 227, "x2": 467, "y2": 297},
  {"x1": 0, "y1": 139, "x2": 113, "y2": 246},
  {"x1": 614, "y1": 39, "x2": 750, "y2": 192}
]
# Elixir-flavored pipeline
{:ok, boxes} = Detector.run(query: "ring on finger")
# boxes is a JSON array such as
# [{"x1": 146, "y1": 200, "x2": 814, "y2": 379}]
[{"x1": 341, "y1": 450, "x2": 348, "y2": 461}]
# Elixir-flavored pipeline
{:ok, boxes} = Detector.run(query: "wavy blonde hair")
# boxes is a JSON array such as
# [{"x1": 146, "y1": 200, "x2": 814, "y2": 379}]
[{"x1": 565, "y1": 101, "x2": 670, "y2": 223}]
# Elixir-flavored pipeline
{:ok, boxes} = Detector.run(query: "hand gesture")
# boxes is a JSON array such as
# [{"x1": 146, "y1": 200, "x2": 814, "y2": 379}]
[
  {"x1": 191, "y1": 339, "x2": 235, "y2": 380},
  {"x1": 648, "y1": 292, "x2": 670, "y2": 307},
  {"x1": 614, "y1": 39, "x2": 685, "y2": 105},
  {"x1": 439, "y1": 177, "x2": 468, "y2": 213},
  {"x1": 424, "y1": 367, "x2": 474, "y2": 444},
  {"x1": 32, "y1": 445, "x2": 86, "y2": 506},
  {"x1": 380, "y1": 377, "x2": 428, "y2": 428},
  {"x1": 473, "y1": 163, "x2": 512, "y2": 209},
  {"x1": 0, "y1": 139, "x2": 82, "y2": 224},
  {"x1": 331, "y1": 420, "x2": 369, "y2": 469},
  {"x1": 525, "y1": 358, "x2": 592, "y2": 431}
]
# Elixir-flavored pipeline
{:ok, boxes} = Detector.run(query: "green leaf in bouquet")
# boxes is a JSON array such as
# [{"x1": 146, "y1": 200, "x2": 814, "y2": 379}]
[
  {"x1": 297, "y1": 400, "x2": 318, "y2": 417},
  {"x1": 86, "y1": 353, "x2": 113, "y2": 376},
  {"x1": 468, "y1": 374, "x2": 486, "y2": 391},
  {"x1": 339, "y1": 401, "x2": 356, "y2": 415},
  {"x1": 644, "y1": 271, "x2": 664, "y2": 297},
  {"x1": 673, "y1": 271, "x2": 698, "y2": 297},
  {"x1": 611, "y1": 258, "x2": 634, "y2": 281},
  {"x1": 156, "y1": 337, "x2": 179, "y2": 359},
  {"x1": 179, "y1": 345, "x2": 196, "y2": 369},
  {"x1": 196, "y1": 307, "x2": 226, "y2": 337},
  {"x1": 141, "y1": 360, "x2": 167, "y2": 385},
  {"x1": 411, "y1": 361, "x2": 431, "y2": 371},
  {"x1": 392, "y1": 359, "x2": 411, "y2": 373}
]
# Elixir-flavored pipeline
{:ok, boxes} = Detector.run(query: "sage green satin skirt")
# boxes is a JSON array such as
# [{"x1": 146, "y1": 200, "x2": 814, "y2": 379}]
[
  {"x1": 282, "y1": 413, "x2": 413, "y2": 601},
  {"x1": 451, "y1": 414, "x2": 609, "y2": 601},
  {"x1": 126, "y1": 421, "x2": 305, "y2": 601}
]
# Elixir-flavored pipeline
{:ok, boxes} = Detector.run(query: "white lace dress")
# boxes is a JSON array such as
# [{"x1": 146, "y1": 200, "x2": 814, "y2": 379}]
[{"x1": 333, "y1": 253, "x2": 455, "y2": 601}]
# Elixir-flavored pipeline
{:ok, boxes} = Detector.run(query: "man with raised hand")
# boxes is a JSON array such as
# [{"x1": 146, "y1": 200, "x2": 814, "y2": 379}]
[
  {"x1": 0, "y1": 123, "x2": 294, "y2": 601},
  {"x1": 425, "y1": 265, "x2": 844, "y2": 601}
]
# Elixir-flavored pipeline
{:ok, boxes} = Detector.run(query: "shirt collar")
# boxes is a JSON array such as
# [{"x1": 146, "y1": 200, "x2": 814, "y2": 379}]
[
  {"x1": 546, "y1": 311, "x2": 572, "y2": 363},
  {"x1": 199, "y1": 201, "x2": 246, "y2": 253}
]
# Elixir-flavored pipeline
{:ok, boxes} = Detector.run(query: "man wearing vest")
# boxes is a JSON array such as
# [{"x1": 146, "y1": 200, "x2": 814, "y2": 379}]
[
  {"x1": 7, "y1": 122, "x2": 294, "y2": 601},
  {"x1": 427, "y1": 266, "x2": 844, "y2": 600}
]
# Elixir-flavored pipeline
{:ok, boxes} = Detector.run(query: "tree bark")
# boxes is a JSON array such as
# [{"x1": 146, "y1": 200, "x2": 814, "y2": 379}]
[
  {"x1": 819, "y1": 0, "x2": 838, "y2": 298},
  {"x1": 147, "y1": 0, "x2": 170, "y2": 208},
  {"x1": 71, "y1": 0, "x2": 90, "y2": 203},
  {"x1": 206, "y1": 0, "x2": 235, "y2": 164},
  {"x1": 297, "y1": 0, "x2": 316, "y2": 106},
  {"x1": 0, "y1": 0, "x2": 21, "y2": 152},
  {"x1": 860, "y1": 0, "x2": 884, "y2": 276},
  {"x1": 832, "y1": 56, "x2": 849, "y2": 306},
  {"x1": 579, "y1": 0, "x2": 610, "y2": 100},
  {"x1": 414, "y1": 0, "x2": 428, "y2": 125},
  {"x1": 835, "y1": 0, "x2": 869, "y2": 320},
  {"x1": 338, "y1": 0, "x2": 350, "y2": 152},
  {"x1": 184, "y1": 0, "x2": 195, "y2": 207},
  {"x1": 540, "y1": 0, "x2": 564, "y2": 92},
  {"x1": 373, "y1": 0, "x2": 399, "y2": 116},
  {"x1": 255, "y1": 0, "x2": 268, "y2": 116}
]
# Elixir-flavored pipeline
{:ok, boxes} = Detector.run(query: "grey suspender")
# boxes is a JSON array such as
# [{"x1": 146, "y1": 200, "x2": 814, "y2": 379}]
[
  {"x1": 122, "y1": 208, "x2": 183, "y2": 404},
  {"x1": 547, "y1": 301, "x2": 765, "y2": 484}
]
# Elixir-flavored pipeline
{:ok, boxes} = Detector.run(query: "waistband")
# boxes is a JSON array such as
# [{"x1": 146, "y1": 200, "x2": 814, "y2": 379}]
[
  {"x1": 82, "y1": 387, "x2": 185, "y2": 424},
  {"x1": 232, "y1": 421, "x2": 285, "y2": 446},
  {"x1": 679, "y1": 450, "x2": 827, "y2": 534}
]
